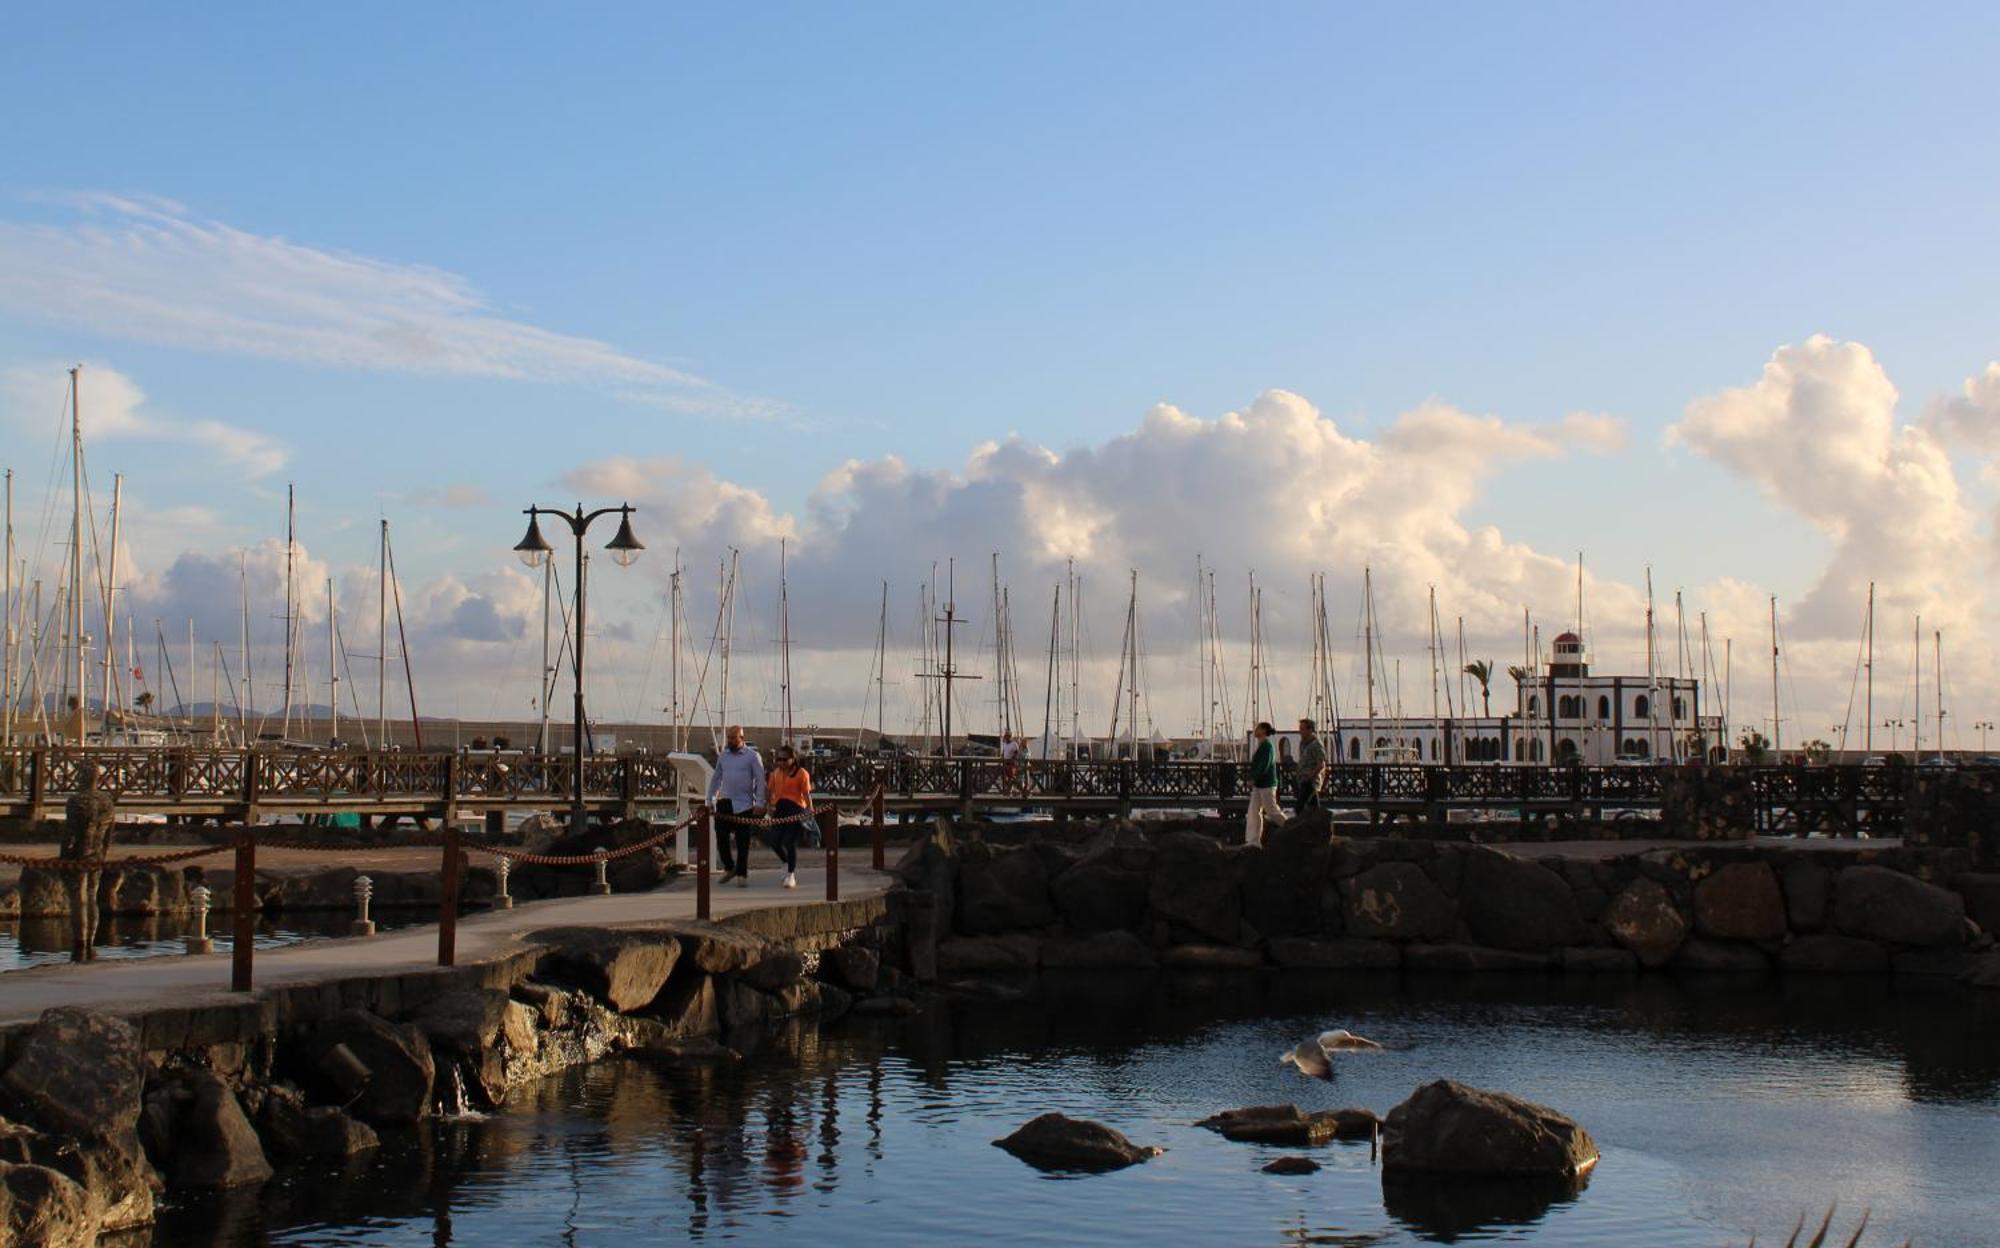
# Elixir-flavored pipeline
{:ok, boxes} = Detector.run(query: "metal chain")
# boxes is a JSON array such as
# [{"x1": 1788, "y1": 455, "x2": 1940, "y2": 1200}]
[{"x1": 0, "y1": 843, "x2": 234, "y2": 871}]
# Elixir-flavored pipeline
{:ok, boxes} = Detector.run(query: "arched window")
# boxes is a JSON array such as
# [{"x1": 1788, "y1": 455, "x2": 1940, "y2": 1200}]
[
  {"x1": 1672, "y1": 697, "x2": 1686, "y2": 720},
  {"x1": 1280, "y1": 738, "x2": 1293, "y2": 762},
  {"x1": 1348, "y1": 738, "x2": 1361, "y2": 761},
  {"x1": 1557, "y1": 738, "x2": 1578, "y2": 762},
  {"x1": 1529, "y1": 740, "x2": 1544, "y2": 762},
  {"x1": 1528, "y1": 695, "x2": 1540, "y2": 716},
  {"x1": 1557, "y1": 695, "x2": 1579, "y2": 718},
  {"x1": 1598, "y1": 695, "x2": 1610, "y2": 719},
  {"x1": 1634, "y1": 695, "x2": 1651, "y2": 719},
  {"x1": 1429, "y1": 738, "x2": 1439, "y2": 761}
]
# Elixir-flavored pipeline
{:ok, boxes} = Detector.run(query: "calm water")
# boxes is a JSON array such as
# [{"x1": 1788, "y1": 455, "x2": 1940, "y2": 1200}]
[{"x1": 152, "y1": 973, "x2": 2000, "y2": 1247}]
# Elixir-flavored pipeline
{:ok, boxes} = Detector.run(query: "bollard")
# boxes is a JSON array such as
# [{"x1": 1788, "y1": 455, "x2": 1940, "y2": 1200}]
[
  {"x1": 820, "y1": 806, "x2": 840, "y2": 902},
  {"x1": 351, "y1": 874, "x2": 376, "y2": 937},
  {"x1": 230, "y1": 835, "x2": 256, "y2": 991},
  {"x1": 695, "y1": 806, "x2": 711, "y2": 921},
  {"x1": 590, "y1": 847, "x2": 611, "y2": 895},
  {"x1": 494, "y1": 855, "x2": 514, "y2": 909},
  {"x1": 871, "y1": 787, "x2": 886, "y2": 871},
  {"x1": 438, "y1": 823, "x2": 462, "y2": 967},
  {"x1": 185, "y1": 884, "x2": 214, "y2": 955}
]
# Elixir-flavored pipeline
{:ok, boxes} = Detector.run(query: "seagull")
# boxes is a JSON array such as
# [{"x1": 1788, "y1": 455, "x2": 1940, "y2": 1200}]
[{"x1": 1279, "y1": 1028, "x2": 1386, "y2": 1081}]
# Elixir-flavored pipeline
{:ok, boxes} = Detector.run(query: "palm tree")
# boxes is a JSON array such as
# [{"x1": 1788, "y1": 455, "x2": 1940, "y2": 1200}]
[
  {"x1": 1802, "y1": 738, "x2": 1832, "y2": 764},
  {"x1": 1737, "y1": 730, "x2": 1770, "y2": 763},
  {"x1": 1462, "y1": 660, "x2": 1494, "y2": 716},
  {"x1": 134, "y1": 690, "x2": 154, "y2": 713}
]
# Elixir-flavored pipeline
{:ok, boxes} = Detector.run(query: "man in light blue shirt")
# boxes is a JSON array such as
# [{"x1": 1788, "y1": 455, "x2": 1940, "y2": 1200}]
[{"x1": 706, "y1": 724, "x2": 765, "y2": 883}]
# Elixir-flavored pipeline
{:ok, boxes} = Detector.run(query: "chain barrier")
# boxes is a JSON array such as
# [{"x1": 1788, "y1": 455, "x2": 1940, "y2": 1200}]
[
  {"x1": 470, "y1": 813, "x2": 693, "y2": 867},
  {"x1": 0, "y1": 843, "x2": 235, "y2": 871},
  {"x1": 713, "y1": 810, "x2": 820, "y2": 830}
]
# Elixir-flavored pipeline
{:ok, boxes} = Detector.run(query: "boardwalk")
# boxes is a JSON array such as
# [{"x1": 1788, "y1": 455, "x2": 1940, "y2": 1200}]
[
  {"x1": 0, "y1": 853, "x2": 894, "y2": 1028},
  {"x1": 0, "y1": 747, "x2": 1918, "y2": 833}
]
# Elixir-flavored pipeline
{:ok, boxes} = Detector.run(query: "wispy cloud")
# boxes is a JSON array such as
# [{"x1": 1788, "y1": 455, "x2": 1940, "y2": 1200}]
[
  {"x1": 2, "y1": 361, "x2": 287, "y2": 477},
  {"x1": 0, "y1": 194, "x2": 758, "y2": 410}
]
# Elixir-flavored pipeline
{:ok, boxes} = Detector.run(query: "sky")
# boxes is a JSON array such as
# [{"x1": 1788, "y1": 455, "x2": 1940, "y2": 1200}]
[{"x1": 2, "y1": 5, "x2": 1999, "y2": 749}]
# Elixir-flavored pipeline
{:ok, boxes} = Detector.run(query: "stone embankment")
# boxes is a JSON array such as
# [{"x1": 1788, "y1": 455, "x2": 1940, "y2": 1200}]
[
  {"x1": 900, "y1": 812, "x2": 2000, "y2": 988},
  {"x1": 0, "y1": 895, "x2": 903, "y2": 1246}
]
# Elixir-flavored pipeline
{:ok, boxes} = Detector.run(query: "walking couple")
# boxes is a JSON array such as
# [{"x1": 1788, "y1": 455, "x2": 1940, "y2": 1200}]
[
  {"x1": 1244, "y1": 717, "x2": 1327, "y2": 847},
  {"x1": 706, "y1": 724, "x2": 815, "y2": 890}
]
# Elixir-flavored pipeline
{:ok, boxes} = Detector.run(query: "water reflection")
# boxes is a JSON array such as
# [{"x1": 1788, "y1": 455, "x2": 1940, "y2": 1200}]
[
  {"x1": 1, "y1": 910, "x2": 432, "y2": 972},
  {"x1": 147, "y1": 972, "x2": 2000, "y2": 1248}
]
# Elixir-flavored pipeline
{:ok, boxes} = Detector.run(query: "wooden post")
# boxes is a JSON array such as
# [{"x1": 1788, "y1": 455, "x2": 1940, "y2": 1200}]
[
  {"x1": 438, "y1": 823, "x2": 462, "y2": 967},
  {"x1": 695, "y1": 805, "x2": 712, "y2": 921},
  {"x1": 820, "y1": 806, "x2": 840, "y2": 901},
  {"x1": 870, "y1": 787, "x2": 886, "y2": 871},
  {"x1": 230, "y1": 833, "x2": 256, "y2": 991}
]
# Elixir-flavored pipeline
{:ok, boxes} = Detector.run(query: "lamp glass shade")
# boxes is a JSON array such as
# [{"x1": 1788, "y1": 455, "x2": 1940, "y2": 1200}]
[
  {"x1": 514, "y1": 515, "x2": 553, "y2": 568},
  {"x1": 605, "y1": 513, "x2": 644, "y2": 567}
]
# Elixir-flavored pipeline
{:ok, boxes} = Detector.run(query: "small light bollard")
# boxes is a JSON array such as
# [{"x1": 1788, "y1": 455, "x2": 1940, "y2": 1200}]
[
  {"x1": 494, "y1": 855, "x2": 514, "y2": 909},
  {"x1": 591, "y1": 848, "x2": 612, "y2": 895},
  {"x1": 185, "y1": 884, "x2": 214, "y2": 955},
  {"x1": 351, "y1": 874, "x2": 376, "y2": 937}
]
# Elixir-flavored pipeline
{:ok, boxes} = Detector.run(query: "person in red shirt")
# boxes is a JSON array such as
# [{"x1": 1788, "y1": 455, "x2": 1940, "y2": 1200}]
[{"x1": 766, "y1": 746, "x2": 813, "y2": 890}]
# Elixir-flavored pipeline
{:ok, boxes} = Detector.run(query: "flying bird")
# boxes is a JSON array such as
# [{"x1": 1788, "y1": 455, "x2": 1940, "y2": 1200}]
[{"x1": 1279, "y1": 1028, "x2": 1386, "y2": 1081}]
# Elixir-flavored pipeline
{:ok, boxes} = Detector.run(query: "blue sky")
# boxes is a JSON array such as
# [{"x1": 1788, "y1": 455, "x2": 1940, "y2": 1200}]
[{"x1": 3, "y1": 5, "x2": 1998, "y2": 732}]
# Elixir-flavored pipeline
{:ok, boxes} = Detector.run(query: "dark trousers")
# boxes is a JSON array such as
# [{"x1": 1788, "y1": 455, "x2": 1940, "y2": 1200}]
[
  {"x1": 771, "y1": 800, "x2": 805, "y2": 873},
  {"x1": 715, "y1": 799, "x2": 743, "y2": 873},
  {"x1": 1293, "y1": 781, "x2": 1321, "y2": 812}
]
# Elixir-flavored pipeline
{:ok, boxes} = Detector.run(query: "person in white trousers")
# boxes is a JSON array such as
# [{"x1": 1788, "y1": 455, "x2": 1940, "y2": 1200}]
[{"x1": 1245, "y1": 721, "x2": 1284, "y2": 846}]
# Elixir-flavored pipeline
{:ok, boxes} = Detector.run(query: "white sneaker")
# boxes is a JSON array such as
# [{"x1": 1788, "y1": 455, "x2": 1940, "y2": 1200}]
[{"x1": 784, "y1": 872, "x2": 797, "y2": 890}]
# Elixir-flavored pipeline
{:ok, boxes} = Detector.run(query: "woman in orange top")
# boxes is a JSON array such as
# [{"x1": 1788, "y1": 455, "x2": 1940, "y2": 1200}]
[{"x1": 766, "y1": 746, "x2": 813, "y2": 890}]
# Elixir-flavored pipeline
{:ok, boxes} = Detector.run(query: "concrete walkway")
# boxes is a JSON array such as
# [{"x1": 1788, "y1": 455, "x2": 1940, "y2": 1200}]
[{"x1": 0, "y1": 854, "x2": 894, "y2": 1028}]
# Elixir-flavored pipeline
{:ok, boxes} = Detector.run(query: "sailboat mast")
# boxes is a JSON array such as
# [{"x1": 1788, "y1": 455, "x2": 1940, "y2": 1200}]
[
  {"x1": 101, "y1": 473, "x2": 122, "y2": 730},
  {"x1": 1935, "y1": 628, "x2": 1945, "y2": 763},
  {"x1": 1912, "y1": 614, "x2": 1922, "y2": 756},
  {"x1": 779, "y1": 539, "x2": 793, "y2": 748},
  {"x1": 1364, "y1": 567, "x2": 1377, "y2": 732},
  {"x1": 326, "y1": 579, "x2": 338, "y2": 745},
  {"x1": 668, "y1": 553, "x2": 682, "y2": 753},
  {"x1": 942, "y1": 558, "x2": 958, "y2": 757},
  {"x1": 1041, "y1": 582, "x2": 1059, "y2": 757},
  {"x1": 537, "y1": 544, "x2": 552, "y2": 755},
  {"x1": 1067, "y1": 561, "x2": 1081, "y2": 753},
  {"x1": 1863, "y1": 582, "x2": 1874, "y2": 754},
  {"x1": 239, "y1": 555, "x2": 251, "y2": 743},
  {"x1": 1771, "y1": 596, "x2": 1782, "y2": 755},
  {"x1": 69, "y1": 367, "x2": 86, "y2": 743},
  {"x1": 1427, "y1": 585, "x2": 1441, "y2": 725},
  {"x1": 281, "y1": 484, "x2": 296, "y2": 739},
  {"x1": 1127, "y1": 570, "x2": 1140, "y2": 756},
  {"x1": 875, "y1": 580, "x2": 889, "y2": 751}
]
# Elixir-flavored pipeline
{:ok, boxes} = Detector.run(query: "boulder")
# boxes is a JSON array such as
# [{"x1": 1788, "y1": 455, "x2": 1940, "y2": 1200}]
[
  {"x1": 1404, "y1": 944, "x2": 1551, "y2": 972},
  {"x1": 306, "y1": 1010, "x2": 435, "y2": 1126},
  {"x1": 1196, "y1": 1104, "x2": 1377, "y2": 1145},
  {"x1": 532, "y1": 928, "x2": 681, "y2": 1012},
  {"x1": 1264, "y1": 1156, "x2": 1320, "y2": 1174},
  {"x1": 170, "y1": 1074, "x2": 272, "y2": 1189},
  {"x1": 1834, "y1": 866, "x2": 1965, "y2": 948},
  {"x1": 669, "y1": 921, "x2": 777, "y2": 975},
  {"x1": 956, "y1": 849, "x2": 1055, "y2": 934},
  {"x1": 0, "y1": 1161, "x2": 95, "y2": 1248},
  {"x1": 1039, "y1": 930, "x2": 1158, "y2": 970},
  {"x1": 647, "y1": 973, "x2": 719, "y2": 1040},
  {"x1": 1148, "y1": 832, "x2": 1241, "y2": 944},
  {"x1": 1161, "y1": 944, "x2": 1264, "y2": 970},
  {"x1": 103, "y1": 865, "x2": 187, "y2": 916},
  {"x1": 1955, "y1": 873, "x2": 2000, "y2": 937},
  {"x1": 822, "y1": 946, "x2": 880, "y2": 993},
  {"x1": 1780, "y1": 933, "x2": 1889, "y2": 974},
  {"x1": 1238, "y1": 820, "x2": 1333, "y2": 937},
  {"x1": 1670, "y1": 938, "x2": 1769, "y2": 973},
  {"x1": 14, "y1": 870, "x2": 70, "y2": 919},
  {"x1": 893, "y1": 825, "x2": 959, "y2": 937},
  {"x1": 0, "y1": 1118, "x2": 153, "y2": 1233},
  {"x1": 258, "y1": 1088, "x2": 379, "y2": 1161},
  {"x1": 1600, "y1": 878, "x2": 1688, "y2": 967},
  {"x1": 936, "y1": 934, "x2": 1042, "y2": 973},
  {"x1": 1267, "y1": 937, "x2": 1400, "y2": 970},
  {"x1": 992, "y1": 1113, "x2": 1160, "y2": 1173},
  {"x1": 1458, "y1": 850, "x2": 1582, "y2": 952},
  {"x1": 1783, "y1": 861, "x2": 1832, "y2": 931},
  {"x1": 739, "y1": 948, "x2": 806, "y2": 993},
  {"x1": 0, "y1": 1009, "x2": 143, "y2": 1142},
  {"x1": 1892, "y1": 948, "x2": 1971, "y2": 980},
  {"x1": 1340, "y1": 863, "x2": 1456, "y2": 942},
  {"x1": 1964, "y1": 952, "x2": 2000, "y2": 990},
  {"x1": 1693, "y1": 862, "x2": 1786, "y2": 942},
  {"x1": 412, "y1": 988, "x2": 511, "y2": 1055},
  {"x1": 1049, "y1": 863, "x2": 1150, "y2": 934},
  {"x1": 1383, "y1": 1079, "x2": 1597, "y2": 1177}
]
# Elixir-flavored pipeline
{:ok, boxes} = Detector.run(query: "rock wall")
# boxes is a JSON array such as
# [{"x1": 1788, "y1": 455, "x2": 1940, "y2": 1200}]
[
  {"x1": 897, "y1": 813, "x2": 2000, "y2": 990},
  {"x1": 0, "y1": 895, "x2": 904, "y2": 1246}
]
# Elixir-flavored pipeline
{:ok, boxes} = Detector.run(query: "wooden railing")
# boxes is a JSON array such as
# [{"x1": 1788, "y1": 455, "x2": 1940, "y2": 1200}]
[{"x1": 0, "y1": 747, "x2": 1921, "y2": 830}]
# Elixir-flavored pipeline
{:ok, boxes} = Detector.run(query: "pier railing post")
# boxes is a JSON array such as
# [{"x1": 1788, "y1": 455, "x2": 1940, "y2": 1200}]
[
  {"x1": 695, "y1": 805, "x2": 712, "y2": 921},
  {"x1": 230, "y1": 833, "x2": 256, "y2": 991},
  {"x1": 438, "y1": 823, "x2": 462, "y2": 967},
  {"x1": 871, "y1": 787, "x2": 886, "y2": 871},
  {"x1": 820, "y1": 805, "x2": 840, "y2": 901}
]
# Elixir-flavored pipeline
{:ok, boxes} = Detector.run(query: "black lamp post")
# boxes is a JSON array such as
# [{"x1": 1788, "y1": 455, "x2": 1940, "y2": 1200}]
[{"x1": 514, "y1": 502, "x2": 643, "y2": 836}]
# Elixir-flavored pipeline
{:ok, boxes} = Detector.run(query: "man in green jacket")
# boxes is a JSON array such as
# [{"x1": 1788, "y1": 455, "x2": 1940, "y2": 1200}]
[{"x1": 1246, "y1": 721, "x2": 1284, "y2": 846}]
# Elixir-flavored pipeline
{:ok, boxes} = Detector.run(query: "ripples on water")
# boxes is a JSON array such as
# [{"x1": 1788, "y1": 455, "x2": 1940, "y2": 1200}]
[
  {"x1": 152, "y1": 973, "x2": 2000, "y2": 1247},
  {"x1": 0, "y1": 911, "x2": 431, "y2": 971}
]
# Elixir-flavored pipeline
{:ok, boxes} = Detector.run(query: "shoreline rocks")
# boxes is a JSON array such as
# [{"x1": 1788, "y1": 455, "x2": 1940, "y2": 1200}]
[
  {"x1": 993, "y1": 1113, "x2": 1161, "y2": 1173},
  {"x1": 1383, "y1": 1079, "x2": 1597, "y2": 1178}
]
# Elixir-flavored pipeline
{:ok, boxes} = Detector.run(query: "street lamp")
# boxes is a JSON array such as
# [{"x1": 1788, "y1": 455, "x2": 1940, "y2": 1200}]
[
  {"x1": 1881, "y1": 719, "x2": 1903, "y2": 754},
  {"x1": 513, "y1": 502, "x2": 644, "y2": 836},
  {"x1": 1976, "y1": 721, "x2": 1995, "y2": 754}
]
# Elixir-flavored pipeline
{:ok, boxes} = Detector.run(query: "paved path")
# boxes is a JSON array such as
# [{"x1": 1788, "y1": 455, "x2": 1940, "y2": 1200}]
[{"x1": 0, "y1": 853, "x2": 893, "y2": 1028}]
